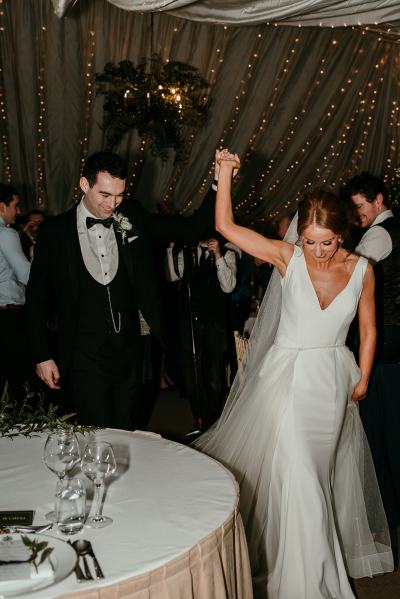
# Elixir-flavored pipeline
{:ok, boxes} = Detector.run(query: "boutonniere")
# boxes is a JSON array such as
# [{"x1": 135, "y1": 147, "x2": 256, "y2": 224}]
[{"x1": 112, "y1": 212, "x2": 135, "y2": 244}]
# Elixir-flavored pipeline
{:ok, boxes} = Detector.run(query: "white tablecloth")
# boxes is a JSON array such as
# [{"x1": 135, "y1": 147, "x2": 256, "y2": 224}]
[{"x1": 0, "y1": 429, "x2": 252, "y2": 598}]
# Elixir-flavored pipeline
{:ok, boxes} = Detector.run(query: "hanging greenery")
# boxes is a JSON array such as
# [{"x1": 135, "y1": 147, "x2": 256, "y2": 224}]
[{"x1": 95, "y1": 55, "x2": 210, "y2": 162}]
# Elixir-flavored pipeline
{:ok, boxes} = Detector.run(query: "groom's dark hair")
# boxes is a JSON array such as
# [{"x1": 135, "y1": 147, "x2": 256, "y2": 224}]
[{"x1": 82, "y1": 152, "x2": 128, "y2": 187}]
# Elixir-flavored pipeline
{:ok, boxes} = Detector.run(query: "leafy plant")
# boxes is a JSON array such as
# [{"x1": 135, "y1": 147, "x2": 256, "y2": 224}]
[
  {"x1": 0, "y1": 385, "x2": 98, "y2": 439},
  {"x1": 95, "y1": 55, "x2": 210, "y2": 162},
  {"x1": 21, "y1": 535, "x2": 54, "y2": 573}
]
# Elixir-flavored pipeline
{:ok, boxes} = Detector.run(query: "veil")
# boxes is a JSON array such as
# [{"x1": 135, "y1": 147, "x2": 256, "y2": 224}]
[
  {"x1": 194, "y1": 213, "x2": 299, "y2": 440},
  {"x1": 194, "y1": 213, "x2": 393, "y2": 580}
]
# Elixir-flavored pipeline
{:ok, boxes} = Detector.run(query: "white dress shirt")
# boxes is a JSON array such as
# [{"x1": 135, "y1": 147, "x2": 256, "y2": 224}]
[
  {"x1": 77, "y1": 200, "x2": 150, "y2": 335},
  {"x1": 355, "y1": 210, "x2": 393, "y2": 264},
  {"x1": 165, "y1": 244, "x2": 237, "y2": 293},
  {"x1": 0, "y1": 217, "x2": 31, "y2": 305},
  {"x1": 77, "y1": 200, "x2": 118, "y2": 285}
]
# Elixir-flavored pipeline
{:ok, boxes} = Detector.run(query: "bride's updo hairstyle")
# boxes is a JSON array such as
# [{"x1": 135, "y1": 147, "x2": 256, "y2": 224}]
[{"x1": 297, "y1": 188, "x2": 350, "y2": 240}]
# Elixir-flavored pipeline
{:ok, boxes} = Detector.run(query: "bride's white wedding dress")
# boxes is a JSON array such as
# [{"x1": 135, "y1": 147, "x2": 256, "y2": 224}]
[{"x1": 194, "y1": 245, "x2": 393, "y2": 599}]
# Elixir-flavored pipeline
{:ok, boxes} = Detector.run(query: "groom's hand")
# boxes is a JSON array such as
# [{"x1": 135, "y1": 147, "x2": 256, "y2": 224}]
[
  {"x1": 36, "y1": 359, "x2": 61, "y2": 390},
  {"x1": 215, "y1": 149, "x2": 240, "y2": 181}
]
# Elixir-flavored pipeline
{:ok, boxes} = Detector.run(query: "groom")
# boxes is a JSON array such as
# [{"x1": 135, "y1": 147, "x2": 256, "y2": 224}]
[{"x1": 26, "y1": 152, "x2": 214, "y2": 428}]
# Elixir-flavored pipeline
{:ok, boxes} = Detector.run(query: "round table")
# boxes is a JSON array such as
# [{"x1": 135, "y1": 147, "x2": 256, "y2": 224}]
[{"x1": 0, "y1": 429, "x2": 253, "y2": 598}]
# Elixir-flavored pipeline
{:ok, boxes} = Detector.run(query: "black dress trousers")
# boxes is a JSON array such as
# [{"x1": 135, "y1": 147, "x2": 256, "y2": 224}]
[{"x1": 66, "y1": 332, "x2": 144, "y2": 430}]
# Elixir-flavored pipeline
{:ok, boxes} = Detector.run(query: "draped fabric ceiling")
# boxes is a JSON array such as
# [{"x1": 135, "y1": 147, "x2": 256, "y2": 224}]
[
  {"x1": 0, "y1": 0, "x2": 399, "y2": 220},
  {"x1": 53, "y1": 0, "x2": 400, "y2": 27}
]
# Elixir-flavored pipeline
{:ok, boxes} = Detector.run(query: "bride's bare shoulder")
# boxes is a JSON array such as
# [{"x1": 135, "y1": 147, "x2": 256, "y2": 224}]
[{"x1": 341, "y1": 250, "x2": 368, "y2": 276}]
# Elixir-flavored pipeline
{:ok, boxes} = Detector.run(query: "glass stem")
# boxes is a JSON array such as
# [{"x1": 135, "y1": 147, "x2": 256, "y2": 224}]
[
  {"x1": 54, "y1": 473, "x2": 65, "y2": 518},
  {"x1": 93, "y1": 482, "x2": 104, "y2": 521}
]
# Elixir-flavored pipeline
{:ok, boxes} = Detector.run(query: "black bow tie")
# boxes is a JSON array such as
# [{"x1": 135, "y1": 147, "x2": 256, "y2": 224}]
[{"x1": 86, "y1": 216, "x2": 113, "y2": 229}]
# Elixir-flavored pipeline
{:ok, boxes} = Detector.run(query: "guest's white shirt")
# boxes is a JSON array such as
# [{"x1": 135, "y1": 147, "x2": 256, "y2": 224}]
[
  {"x1": 355, "y1": 210, "x2": 393, "y2": 264},
  {"x1": 77, "y1": 200, "x2": 118, "y2": 285},
  {"x1": 165, "y1": 244, "x2": 237, "y2": 293},
  {"x1": 0, "y1": 216, "x2": 31, "y2": 305}
]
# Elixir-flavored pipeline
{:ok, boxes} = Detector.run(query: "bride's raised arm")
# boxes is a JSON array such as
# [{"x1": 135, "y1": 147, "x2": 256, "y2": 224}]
[{"x1": 215, "y1": 152, "x2": 293, "y2": 276}]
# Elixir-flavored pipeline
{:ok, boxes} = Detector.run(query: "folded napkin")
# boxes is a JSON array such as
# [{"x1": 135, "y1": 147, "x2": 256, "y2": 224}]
[{"x1": 0, "y1": 538, "x2": 54, "y2": 584}]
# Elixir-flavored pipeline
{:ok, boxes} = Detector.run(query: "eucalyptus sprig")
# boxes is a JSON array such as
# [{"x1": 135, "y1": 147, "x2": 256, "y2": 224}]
[
  {"x1": 0, "y1": 385, "x2": 99, "y2": 439},
  {"x1": 21, "y1": 535, "x2": 54, "y2": 573}
]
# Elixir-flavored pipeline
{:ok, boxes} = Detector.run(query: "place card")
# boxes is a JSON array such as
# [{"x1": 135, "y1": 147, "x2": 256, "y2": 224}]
[{"x1": 0, "y1": 511, "x2": 34, "y2": 526}]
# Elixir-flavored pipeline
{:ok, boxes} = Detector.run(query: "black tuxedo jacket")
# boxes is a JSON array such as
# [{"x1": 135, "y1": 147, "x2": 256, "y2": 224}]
[
  {"x1": 26, "y1": 188, "x2": 215, "y2": 375},
  {"x1": 26, "y1": 206, "x2": 166, "y2": 375}
]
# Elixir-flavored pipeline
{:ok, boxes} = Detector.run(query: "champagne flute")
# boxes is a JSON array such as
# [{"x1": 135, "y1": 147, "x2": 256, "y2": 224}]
[
  {"x1": 43, "y1": 428, "x2": 81, "y2": 521},
  {"x1": 81, "y1": 441, "x2": 117, "y2": 528}
]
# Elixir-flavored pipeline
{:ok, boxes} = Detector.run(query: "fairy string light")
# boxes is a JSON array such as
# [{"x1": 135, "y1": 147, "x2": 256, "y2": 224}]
[
  {"x1": 0, "y1": 0, "x2": 11, "y2": 183},
  {"x1": 166, "y1": 23, "x2": 231, "y2": 213},
  {"x1": 2, "y1": 7, "x2": 398, "y2": 220},
  {"x1": 72, "y1": 28, "x2": 96, "y2": 203},
  {"x1": 382, "y1": 51, "x2": 400, "y2": 191},
  {"x1": 234, "y1": 24, "x2": 398, "y2": 221},
  {"x1": 237, "y1": 28, "x2": 302, "y2": 214},
  {"x1": 36, "y1": 23, "x2": 47, "y2": 208}
]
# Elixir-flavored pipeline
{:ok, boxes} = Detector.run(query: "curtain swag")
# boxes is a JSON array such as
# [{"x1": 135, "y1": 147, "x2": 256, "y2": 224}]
[
  {"x1": 2, "y1": 1, "x2": 400, "y2": 217},
  {"x1": 52, "y1": 0, "x2": 400, "y2": 26}
]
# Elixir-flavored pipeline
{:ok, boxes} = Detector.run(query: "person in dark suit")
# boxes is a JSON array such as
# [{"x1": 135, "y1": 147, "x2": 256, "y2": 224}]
[
  {"x1": 345, "y1": 172, "x2": 400, "y2": 539},
  {"x1": 26, "y1": 152, "x2": 214, "y2": 428},
  {"x1": 165, "y1": 235, "x2": 237, "y2": 431}
]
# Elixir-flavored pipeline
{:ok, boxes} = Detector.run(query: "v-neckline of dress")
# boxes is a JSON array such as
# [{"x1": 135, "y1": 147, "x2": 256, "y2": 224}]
[{"x1": 302, "y1": 252, "x2": 361, "y2": 312}]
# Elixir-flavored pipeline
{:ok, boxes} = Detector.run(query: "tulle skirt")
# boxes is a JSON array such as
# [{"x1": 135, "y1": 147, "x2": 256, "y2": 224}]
[{"x1": 194, "y1": 343, "x2": 393, "y2": 598}]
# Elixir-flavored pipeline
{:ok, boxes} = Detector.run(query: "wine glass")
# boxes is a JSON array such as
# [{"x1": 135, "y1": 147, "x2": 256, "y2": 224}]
[
  {"x1": 43, "y1": 429, "x2": 81, "y2": 521},
  {"x1": 81, "y1": 441, "x2": 117, "y2": 528}
]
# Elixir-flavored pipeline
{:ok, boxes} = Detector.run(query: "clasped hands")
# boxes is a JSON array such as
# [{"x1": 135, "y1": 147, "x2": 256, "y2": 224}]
[{"x1": 215, "y1": 148, "x2": 240, "y2": 176}]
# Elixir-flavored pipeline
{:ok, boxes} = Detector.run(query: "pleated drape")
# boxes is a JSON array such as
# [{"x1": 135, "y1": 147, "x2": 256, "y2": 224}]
[{"x1": 0, "y1": 0, "x2": 399, "y2": 220}]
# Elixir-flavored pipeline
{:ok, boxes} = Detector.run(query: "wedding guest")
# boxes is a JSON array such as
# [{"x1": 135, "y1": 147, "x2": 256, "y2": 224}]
[
  {"x1": 166, "y1": 235, "x2": 237, "y2": 432},
  {"x1": 230, "y1": 248, "x2": 254, "y2": 336},
  {"x1": 20, "y1": 209, "x2": 46, "y2": 259},
  {"x1": 0, "y1": 184, "x2": 32, "y2": 401},
  {"x1": 346, "y1": 172, "x2": 400, "y2": 362},
  {"x1": 346, "y1": 172, "x2": 400, "y2": 535},
  {"x1": 26, "y1": 152, "x2": 215, "y2": 428}
]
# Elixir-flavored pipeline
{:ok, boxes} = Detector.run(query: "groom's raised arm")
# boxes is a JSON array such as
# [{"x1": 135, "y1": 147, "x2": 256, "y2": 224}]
[{"x1": 121, "y1": 186, "x2": 216, "y2": 245}]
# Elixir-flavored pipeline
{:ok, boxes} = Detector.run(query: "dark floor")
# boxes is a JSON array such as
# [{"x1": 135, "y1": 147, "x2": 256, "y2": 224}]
[{"x1": 148, "y1": 387, "x2": 400, "y2": 599}]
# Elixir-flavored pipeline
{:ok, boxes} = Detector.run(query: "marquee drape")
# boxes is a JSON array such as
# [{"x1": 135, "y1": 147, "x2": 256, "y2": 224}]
[
  {"x1": 52, "y1": 0, "x2": 400, "y2": 27},
  {"x1": 1, "y1": 0, "x2": 399, "y2": 218}
]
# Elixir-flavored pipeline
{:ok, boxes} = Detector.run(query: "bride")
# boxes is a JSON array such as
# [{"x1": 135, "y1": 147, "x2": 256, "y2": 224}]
[{"x1": 194, "y1": 152, "x2": 393, "y2": 598}]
